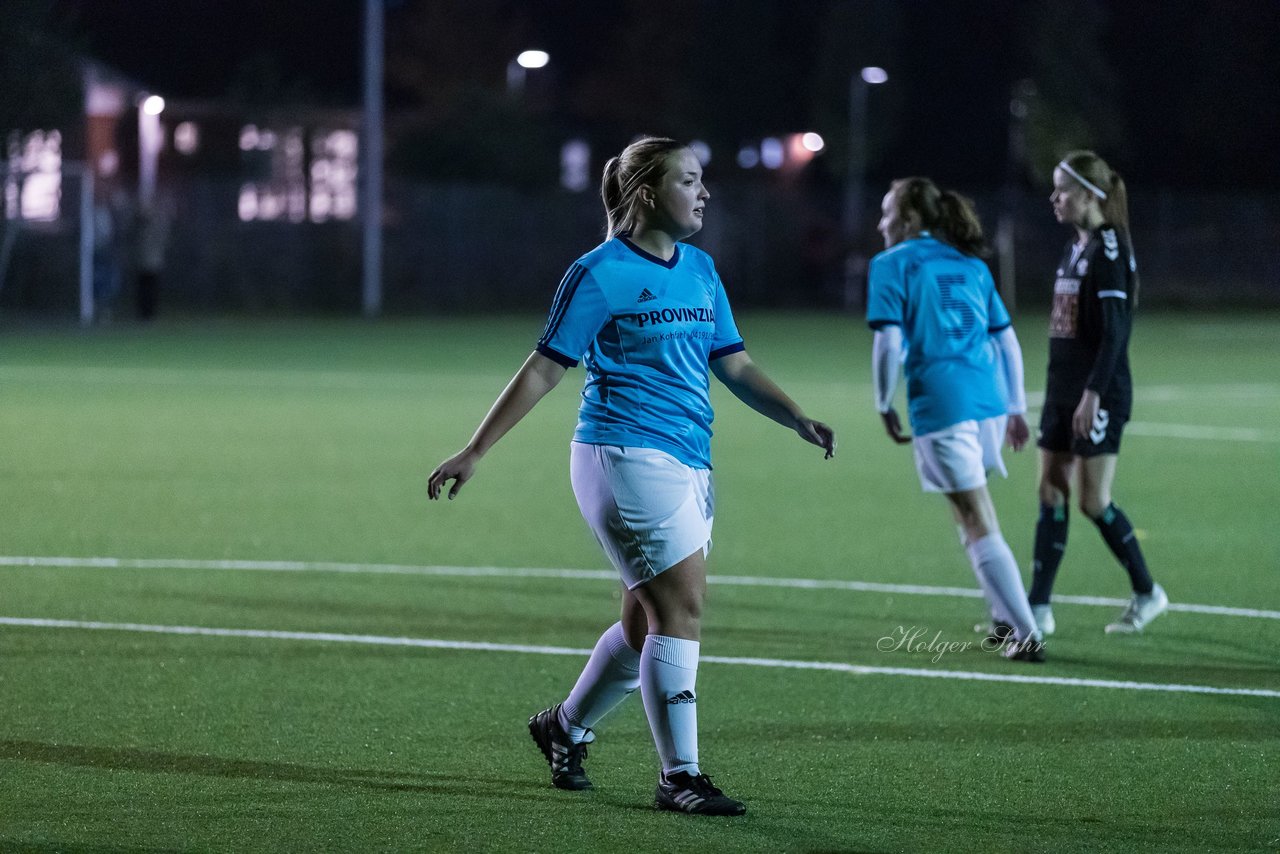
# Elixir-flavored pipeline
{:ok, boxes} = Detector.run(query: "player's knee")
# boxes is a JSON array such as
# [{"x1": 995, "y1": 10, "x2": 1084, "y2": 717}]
[
  {"x1": 675, "y1": 588, "x2": 704, "y2": 623},
  {"x1": 653, "y1": 606, "x2": 701, "y2": 641},
  {"x1": 642, "y1": 588, "x2": 702, "y2": 633},
  {"x1": 1038, "y1": 482, "x2": 1066, "y2": 506},
  {"x1": 1079, "y1": 494, "x2": 1109, "y2": 519}
]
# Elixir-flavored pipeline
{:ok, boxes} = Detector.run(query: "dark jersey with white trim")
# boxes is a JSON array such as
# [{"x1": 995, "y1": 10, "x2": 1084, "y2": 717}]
[{"x1": 1045, "y1": 224, "x2": 1136, "y2": 417}]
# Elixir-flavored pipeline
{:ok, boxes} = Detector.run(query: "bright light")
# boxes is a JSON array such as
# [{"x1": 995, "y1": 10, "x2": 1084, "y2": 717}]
[
  {"x1": 174, "y1": 121, "x2": 199, "y2": 155},
  {"x1": 7, "y1": 130, "x2": 62, "y2": 222},
  {"x1": 238, "y1": 185, "x2": 258, "y2": 222},
  {"x1": 98, "y1": 150, "x2": 119, "y2": 177},
  {"x1": 517, "y1": 50, "x2": 550, "y2": 69},
  {"x1": 688, "y1": 139, "x2": 712, "y2": 166},
  {"x1": 760, "y1": 137, "x2": 785, "y2": 170},
  {"x1": 142, "y1": 95, "x2": 166, "y2": 115},
  {"x1": 560, "y1": 139, "x2": 591, "y2": 192},
  {"x1": 801, "y1": 132, "x2": 825, "y2": 152},
  {"x1": 860, "y1": 67, "x2": 889, "y2": 85}
]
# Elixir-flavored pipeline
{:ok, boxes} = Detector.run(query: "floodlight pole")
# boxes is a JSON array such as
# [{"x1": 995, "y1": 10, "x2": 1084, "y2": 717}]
[
  {"x1": 842, "y1": 72, "x2": 870, "y2": 253},
  {"x1": 998, "y1": 78, "x2": 1036, "y2": 314},
  {"x1": 842, "y1": 70, "x2": 875, "y2": 309},
  {"x1": 361, "y1": 0, "x2": 385, "y2": 318},
  {"x1": 78, "y1": 163, "x2": 95, "y2": 325}
]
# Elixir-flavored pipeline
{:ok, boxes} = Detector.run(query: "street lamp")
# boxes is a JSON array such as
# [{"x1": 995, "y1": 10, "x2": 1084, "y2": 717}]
[
  {"x1": 507, "y1": 50, "x2": 550, "y2": 96},
  {"x1": 137, "y1": 92, "x2": 165, "y2": 209},
  {"x1": 842, "y1": 66, "x2": 888, "y2": 309}
]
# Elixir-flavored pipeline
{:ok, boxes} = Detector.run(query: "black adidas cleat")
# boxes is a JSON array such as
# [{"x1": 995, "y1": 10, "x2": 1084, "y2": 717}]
[
  {"x1": 655, "y1": 771, "x2": 746, "y2": 816},
  {"x1": 528, "y1": 704, "x2": 592, "y2": 790}
]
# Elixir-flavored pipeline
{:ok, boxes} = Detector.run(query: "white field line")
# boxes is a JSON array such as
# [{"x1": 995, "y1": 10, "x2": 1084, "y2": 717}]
[
  {"x1": 2, "y1": 616, "x2": 1276, "y2": 699},
  {"x1": 1025, "y1": 384, "x2": 1280, "y2": 406},
  {"x1": 1123, "y1": 422, "x2": 1274, "y2": 442},
  {"x1": 3, "y1": 364, "x2": 1274, "y2": 401},
  {"x1": 4, "y1": 364, "x2": 1277, "y2": 440},
  {"x1": 3, "y1": 555, "x2": 1278, "y2": 621},
  {"x1": 0, "y1": 365, "x2": 453, "y2": 393},
  {"x1": 1023, "y1": 384, "x2": 1280, "y2": 443}
]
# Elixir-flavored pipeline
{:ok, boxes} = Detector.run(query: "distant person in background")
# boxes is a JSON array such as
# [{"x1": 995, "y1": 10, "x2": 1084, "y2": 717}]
[
  {"x1": 429, "y1": 136, "x2": 835, "y2": 816},
  {"x1": 866, "y1": 176, "x2": 1044, "y2": 662},
  {"x1": 133, "y1": 199, "x2": 170, "y2": 321},
  {"x1": 91, "y1": 183, "x2": 127, "y2": 322},
  {"x1": 1027, "y1": 150, "x2": 1168, "y2": 635}
]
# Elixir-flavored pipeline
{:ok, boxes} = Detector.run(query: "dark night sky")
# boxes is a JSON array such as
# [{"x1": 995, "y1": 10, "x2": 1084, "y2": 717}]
[{"x1": 47, "y1": 0, "x2": 1280, "y2": 191}]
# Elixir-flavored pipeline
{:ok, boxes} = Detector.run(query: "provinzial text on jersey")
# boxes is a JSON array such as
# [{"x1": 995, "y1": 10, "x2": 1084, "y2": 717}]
[{"x1": 632, "y1": 307, "x2": 716, "y2": 328}]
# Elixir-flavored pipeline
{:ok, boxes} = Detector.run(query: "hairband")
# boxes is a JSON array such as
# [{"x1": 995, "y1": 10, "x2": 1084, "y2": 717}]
[{"x1": 1058, "y1": 161, "x2": 1108, "y2": 200}]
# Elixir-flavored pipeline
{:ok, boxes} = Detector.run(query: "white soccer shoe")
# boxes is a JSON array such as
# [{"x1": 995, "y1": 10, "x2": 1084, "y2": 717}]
[
  {"x1": 1105, "y1": 583, "x2": 1169, "y2": 634},
  {"x1": 1031, "y1": 604, "x2": 1056, "y2": 636}
]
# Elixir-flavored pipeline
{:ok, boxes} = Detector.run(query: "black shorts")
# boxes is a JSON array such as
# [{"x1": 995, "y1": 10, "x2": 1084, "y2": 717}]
[{"x1": 1037, "y1": 400, "x2": 1127, "y2": 456}]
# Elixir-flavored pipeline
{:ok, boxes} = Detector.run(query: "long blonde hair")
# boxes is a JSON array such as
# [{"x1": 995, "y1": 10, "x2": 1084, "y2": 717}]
[
  {"x1": 1060, "y1": 150, "x2": 1138, "y2": 302},
  {"x1": 600, "y1": 136, "x2": 685, "y2": 237},
  {"x1": 1059, "y1": 150, "x2": 1132, "y2": 241}
]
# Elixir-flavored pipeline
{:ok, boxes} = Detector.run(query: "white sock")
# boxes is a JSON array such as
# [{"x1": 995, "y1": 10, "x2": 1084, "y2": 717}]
[
  {"x1": 558, "y1": 622, "x2": 640, "y2": 743},
  {"x1": 959, "y1": 524, "x2": 1012, "y2": 625},
  {"x1": 966, "y1": 533, "x2": 1041, "y2": 642},
  {"x1": 640, "y1": 634, "x2": 700, "y2": 777}
]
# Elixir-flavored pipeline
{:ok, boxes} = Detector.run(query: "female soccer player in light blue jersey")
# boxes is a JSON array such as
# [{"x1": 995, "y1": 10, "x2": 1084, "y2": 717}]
[
  {"x1": 429, "y1": 136, "x2": 835, "y2": 816},
  {"x1": 866, "y1": 176, "x2": 1044, "y2": 662}
]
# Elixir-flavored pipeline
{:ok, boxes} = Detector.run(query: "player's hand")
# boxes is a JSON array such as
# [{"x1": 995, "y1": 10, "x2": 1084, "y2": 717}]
[
  {"x1": 1072, "y1": 390, "x2": 1101, "y2": 440},
  {"x1": 1006, "y1": 413, "x2": 1030, "y2": 451},
  {"x1": 880, "y1": 409, "x2": 912, "y2": 445},
  {"x1": 795, "y1": 417, "x2": 837, "y2": 459},
  {"x1": 428, "y1": 449, "x2": 480, "y2": 501}
]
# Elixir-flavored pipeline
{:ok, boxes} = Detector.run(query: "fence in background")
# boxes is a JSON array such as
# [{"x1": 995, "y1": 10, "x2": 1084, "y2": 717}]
[{"x1": 2, "y1": 178, "x2": 1277, "y2": 319}]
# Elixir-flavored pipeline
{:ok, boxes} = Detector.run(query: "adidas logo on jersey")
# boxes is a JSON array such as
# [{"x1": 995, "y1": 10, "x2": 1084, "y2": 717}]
[
  {"x1": 636, "y1": 288, "x2": 657, "y2": 303},
  {"x1": 666, "y1": 690, "x2": 697, "y2": 705}
]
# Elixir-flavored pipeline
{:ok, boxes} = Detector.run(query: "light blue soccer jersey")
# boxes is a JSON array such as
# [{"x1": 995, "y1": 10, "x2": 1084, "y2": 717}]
[
  {"x1": 536, "y1": 236, "x2": 745, "y2": 469},
  {"x1": 866, "y1": 232, "x2": 1012, "y2": 434}
]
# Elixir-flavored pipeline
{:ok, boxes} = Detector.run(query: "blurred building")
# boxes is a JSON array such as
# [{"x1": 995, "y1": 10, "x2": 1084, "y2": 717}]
[{"x1": 2, "y1": 52, "x2": 1277, "y2": 319}]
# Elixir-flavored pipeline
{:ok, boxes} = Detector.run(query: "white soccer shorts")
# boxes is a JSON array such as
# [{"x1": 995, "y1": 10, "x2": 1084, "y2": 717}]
[
  {"x1": 912, "y1": 416, "x2": 1009, "y2": 494},
  {"x1": 569, "y1": 441, "x2": 713, "y2": 589}
]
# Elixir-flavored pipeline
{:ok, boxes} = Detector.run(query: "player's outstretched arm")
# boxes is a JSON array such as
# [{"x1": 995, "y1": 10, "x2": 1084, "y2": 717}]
[
  {"x1": 428, "y1": 351, "x2": 568, "y2": 500},
  {"x1": 711, "y1": 350, "x2": 835, "y2": 459}
]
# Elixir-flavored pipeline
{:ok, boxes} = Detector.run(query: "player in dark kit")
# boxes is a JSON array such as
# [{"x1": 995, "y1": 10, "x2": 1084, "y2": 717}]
[{"x1": 1029, "y1": 150, "x2": 1168, "y2": 635}]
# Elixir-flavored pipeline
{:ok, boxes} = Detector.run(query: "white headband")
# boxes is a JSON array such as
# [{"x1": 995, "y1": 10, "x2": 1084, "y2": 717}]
[{"x1": 1058, "y1": 161, "x2": 1108, "y2": 200}]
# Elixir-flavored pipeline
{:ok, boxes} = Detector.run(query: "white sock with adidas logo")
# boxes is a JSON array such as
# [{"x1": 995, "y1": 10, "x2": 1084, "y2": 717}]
[{"x1": 640, "y1": 634, "x2": 700, "y2": 777}]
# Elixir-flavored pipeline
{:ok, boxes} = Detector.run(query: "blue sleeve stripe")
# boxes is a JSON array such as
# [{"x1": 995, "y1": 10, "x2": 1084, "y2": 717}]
[
  {"x1": 867, "y1": 319, "x2": 901, "y2": 330},
  {"x1": 538, "y1": 263, "x2": 589, "y2": 345},
  {"x1": 535, "y1": 343, "x2": 579, "y2": 368},
  {"x1": 709, "y1": 340, "x2": 746, "y2": 361},
  {"x1": 988, "y1": 321, "x2": 1011, "y2": 333}
]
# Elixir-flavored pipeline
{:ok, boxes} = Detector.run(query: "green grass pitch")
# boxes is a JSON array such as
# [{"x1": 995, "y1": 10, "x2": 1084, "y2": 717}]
[{"x1": 1, "y1": 311, "x2": 1277, "y2": 852}]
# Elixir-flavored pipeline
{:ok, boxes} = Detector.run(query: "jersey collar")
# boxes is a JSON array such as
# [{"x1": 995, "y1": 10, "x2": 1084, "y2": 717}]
[{"x1": 619, "y1": 234, "x2": 680, "y2": 269}]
